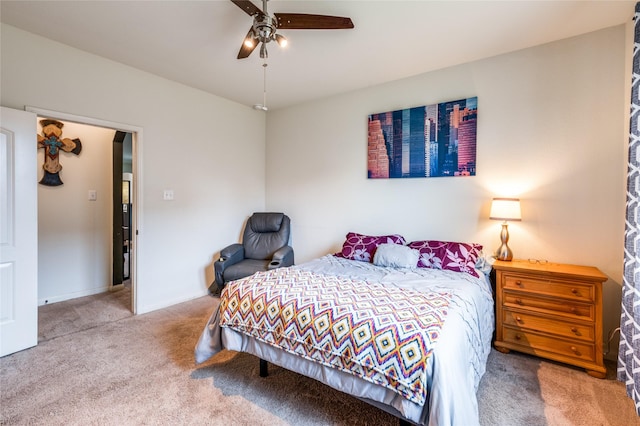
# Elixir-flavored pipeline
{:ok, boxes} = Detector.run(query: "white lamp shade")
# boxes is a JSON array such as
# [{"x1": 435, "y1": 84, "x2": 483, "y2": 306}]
[{"x1": 490, "y1": 198, "x2": 522, "y2": 221}]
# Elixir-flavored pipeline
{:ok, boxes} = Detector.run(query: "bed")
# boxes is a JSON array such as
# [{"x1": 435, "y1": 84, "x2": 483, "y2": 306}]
[{"x1": 195, "y1": 234, "x2": 494, "y2": 426}]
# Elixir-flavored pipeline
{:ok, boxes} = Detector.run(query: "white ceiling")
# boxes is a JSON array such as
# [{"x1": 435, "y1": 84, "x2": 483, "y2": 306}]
[{"x1": 1, "y1": 1, "x2": 635, "y2": 110}]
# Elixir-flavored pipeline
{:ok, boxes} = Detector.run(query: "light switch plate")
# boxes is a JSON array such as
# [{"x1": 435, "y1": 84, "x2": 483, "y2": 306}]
[
  {"x1": 88, "y1": 190, "x2": 97, "y2": 201},
  {"x1": 163, "y1": 189, "x2": 174, "y2": 201}
]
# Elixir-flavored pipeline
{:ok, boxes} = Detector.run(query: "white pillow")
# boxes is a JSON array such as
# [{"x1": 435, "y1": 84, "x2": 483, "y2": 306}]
[{"x1": 373, "y1": 243, "x2": 419, "y2": 269}]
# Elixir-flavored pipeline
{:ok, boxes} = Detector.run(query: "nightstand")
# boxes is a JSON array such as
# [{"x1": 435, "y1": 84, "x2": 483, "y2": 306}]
[{"x1": 492, "y1": 259, "x2": 607, "y2": 378}]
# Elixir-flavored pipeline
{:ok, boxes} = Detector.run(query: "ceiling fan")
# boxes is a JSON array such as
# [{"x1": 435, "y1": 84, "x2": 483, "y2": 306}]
[{"x1": 231, "y1": 0, "x2": 354, "y2": 59}]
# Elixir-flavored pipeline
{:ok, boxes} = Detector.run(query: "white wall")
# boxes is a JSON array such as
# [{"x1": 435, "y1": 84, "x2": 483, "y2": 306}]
[
  {"x1": 1, "y1": 24, "x2": 267, "y2": 313},
  {"x1": 37, "y1": 121, "x2": 115, "y2": 304},
  {"x1": 266, "y1": 26, "x2": 627, "y2": 359}
]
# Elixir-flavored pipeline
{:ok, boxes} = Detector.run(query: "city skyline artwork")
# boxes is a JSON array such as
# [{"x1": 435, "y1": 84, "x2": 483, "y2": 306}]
[{"x1": 368, "y1": 97, "x2": 478, "y2": 179}]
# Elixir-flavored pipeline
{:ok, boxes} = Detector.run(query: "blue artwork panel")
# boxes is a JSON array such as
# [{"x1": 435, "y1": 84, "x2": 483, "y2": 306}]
[{"x1": 368, "y1": 97, "x2": 477, "y2": 179}]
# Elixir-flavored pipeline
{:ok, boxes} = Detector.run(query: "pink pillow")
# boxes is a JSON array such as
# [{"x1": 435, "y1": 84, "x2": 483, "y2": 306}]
[
  {"x1": 407, "y1": 240, "x2": 483, "y2": 277},
  {"x1": 336, "y1": 232, "x2": 406, "y2": 262}
]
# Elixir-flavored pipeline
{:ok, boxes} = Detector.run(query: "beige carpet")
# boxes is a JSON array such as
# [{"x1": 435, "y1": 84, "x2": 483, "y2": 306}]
[
  {"x1": 37, "y1": 285, "x2": 133, "y2": 343},
  {"x1": 1, "y1": 289, "x2": 639, "y2": 426}
]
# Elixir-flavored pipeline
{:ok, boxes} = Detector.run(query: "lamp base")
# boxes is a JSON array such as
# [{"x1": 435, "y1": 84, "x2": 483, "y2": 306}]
[
  {"x1": 496, "y1": 222, "x2": 513, "y2": 261},
  {"x1": 495, "y1": 244, "x2": 513, "y2": 261}
]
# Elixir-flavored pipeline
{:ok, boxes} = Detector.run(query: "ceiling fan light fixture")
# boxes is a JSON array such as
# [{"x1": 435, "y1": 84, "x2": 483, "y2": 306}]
[
  {"x1": 259, "y1": 42, "x2": 268, "y2": 58},
  {"x1": 243, "y1": 38, "x2": 255, "y2": 48},
  {"x1": 275, "y1": 34, "x2": 287, "y2": 48}
]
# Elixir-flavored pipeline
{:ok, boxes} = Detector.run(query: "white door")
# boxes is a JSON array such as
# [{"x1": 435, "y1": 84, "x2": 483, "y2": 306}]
[{"x1": 0, "y1": 107, "x2": 38, "y2": 357}]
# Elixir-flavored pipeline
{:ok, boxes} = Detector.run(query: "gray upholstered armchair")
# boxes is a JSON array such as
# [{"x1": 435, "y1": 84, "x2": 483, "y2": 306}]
[{"x1": 208, "y1": 212, "x2": 294, "y2": 295}]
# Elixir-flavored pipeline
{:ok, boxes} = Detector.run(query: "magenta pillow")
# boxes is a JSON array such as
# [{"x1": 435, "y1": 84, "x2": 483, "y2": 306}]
[
  {"x1": 407, "y1": 240, "x2": 483, "y2": 277},
  {"x1": 336, "y1": 232, "x2": 406, "y2": 262}
]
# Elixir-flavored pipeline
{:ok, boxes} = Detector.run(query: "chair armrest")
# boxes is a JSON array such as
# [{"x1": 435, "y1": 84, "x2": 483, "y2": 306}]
[
  {"x1": 268, "y1": 245, "x2": 294, "y2": 270},
  {"x1": 214, "y1": 244, "x2": 245, "y2": 286},
  {"x1": 220, "y1": 244, "x2": 244, "y2": 263}
]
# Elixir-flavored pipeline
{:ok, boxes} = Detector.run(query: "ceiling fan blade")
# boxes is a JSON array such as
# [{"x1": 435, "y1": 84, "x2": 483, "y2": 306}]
[
  {"x1": 237, "y1": 28, "x2": 259, "y2": 59},
  {"x1": 230, "y1": 0, "x2": 263, "y2": 17},
  {"x1": 274, "y1": 13, "x2": 354, "y2": 30}
]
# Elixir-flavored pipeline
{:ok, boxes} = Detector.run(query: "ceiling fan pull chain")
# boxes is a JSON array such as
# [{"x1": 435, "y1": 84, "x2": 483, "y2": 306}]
[{"x1": 263, "y1": 60, "x2": 268, "y2": 109}]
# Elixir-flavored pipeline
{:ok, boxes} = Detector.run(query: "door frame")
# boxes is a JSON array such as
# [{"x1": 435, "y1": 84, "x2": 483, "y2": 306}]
[{"x1": 26, "y1": 106, "x2": 143, "y2": 314}]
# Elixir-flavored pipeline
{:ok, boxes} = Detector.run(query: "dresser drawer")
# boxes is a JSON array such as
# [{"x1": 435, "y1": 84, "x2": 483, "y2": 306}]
[
  {"x1": 503, "y1": 274, "x2": 594, "y2": 302},
  {"x1": 502, "y1": 309, "x2": 595, "y2": 342},
  {"x1": 502, "y1": 327, "x2": 596, "y2": 363},
  {"x1": 503, "y1": 291, "x2": 594, "y2": 320}
]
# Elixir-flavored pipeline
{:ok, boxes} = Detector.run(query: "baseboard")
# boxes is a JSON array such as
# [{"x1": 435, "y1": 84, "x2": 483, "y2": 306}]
[
  {"x1": 136, "y1": 290, "x2": 209, "y2": 315},
  {"x1": 38, "y1": 286, "x2": 110, "y2": 306}
]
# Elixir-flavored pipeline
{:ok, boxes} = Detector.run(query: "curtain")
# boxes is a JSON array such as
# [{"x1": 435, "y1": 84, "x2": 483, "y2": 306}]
[{"x1": 619, "y1": 2, "x2": 640, "y2": 416}]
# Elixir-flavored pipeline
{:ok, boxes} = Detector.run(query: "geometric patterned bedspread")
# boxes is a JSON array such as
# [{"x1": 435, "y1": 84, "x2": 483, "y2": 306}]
[{"x1": 219, "y1": 267, "x2": 452, "y2": 406}]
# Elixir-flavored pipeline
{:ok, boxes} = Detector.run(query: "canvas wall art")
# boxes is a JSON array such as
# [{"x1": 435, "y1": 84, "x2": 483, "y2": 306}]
[{"x1": 368, "y1": 97, "x2": 477, "y2": 179}]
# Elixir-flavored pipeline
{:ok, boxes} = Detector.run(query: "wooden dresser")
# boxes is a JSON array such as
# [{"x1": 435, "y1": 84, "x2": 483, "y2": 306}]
[{"x1": 492, "y1": 259, "x2": 607, "y2": 378}]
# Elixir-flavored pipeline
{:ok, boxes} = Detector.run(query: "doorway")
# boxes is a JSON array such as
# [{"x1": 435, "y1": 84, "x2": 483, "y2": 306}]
[
  {"x1": 28, "y1": 106, "x2": 141, "y2": 315},
  {"x1": 112, "y1": 131, "x2": 133, "y2": 290}
]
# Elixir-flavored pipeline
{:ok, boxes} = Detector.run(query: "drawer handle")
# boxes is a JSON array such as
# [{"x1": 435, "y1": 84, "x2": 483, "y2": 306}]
[
  {"x1": 570, "y1": 346, "x2": 581, "y2": 355},
  {"x1": 515, "y1": 298, "x2": 523, "y2": 305},
  {"x1": 571, "y1": 307, "x2": 578, "y2": 314},
  {"x1": 571, "y1": 288, "x2": 579, "y2": 295},
  {"x1": 515, "y1": 334, "x2": 522, "y2": 341},
  {"x1": 571, "y1": 327, "x2": 578, "y2": 333},
  {"x1": 515, "y1": 316, "x2": 523, "y2": 323},
  {"x1": 515, "y1": 280, "x2": 523, "y2": 286}
]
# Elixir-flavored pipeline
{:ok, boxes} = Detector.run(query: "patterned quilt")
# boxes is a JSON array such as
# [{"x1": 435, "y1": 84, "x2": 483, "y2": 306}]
[{"x1": 219, "y1": 267, "x2": 452, "y2": 406}]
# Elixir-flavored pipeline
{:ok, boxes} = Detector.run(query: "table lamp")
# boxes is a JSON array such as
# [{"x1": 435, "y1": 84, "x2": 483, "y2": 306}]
[{"x1": 489, "y1": 198, "x2": 522, "y2": 261}]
